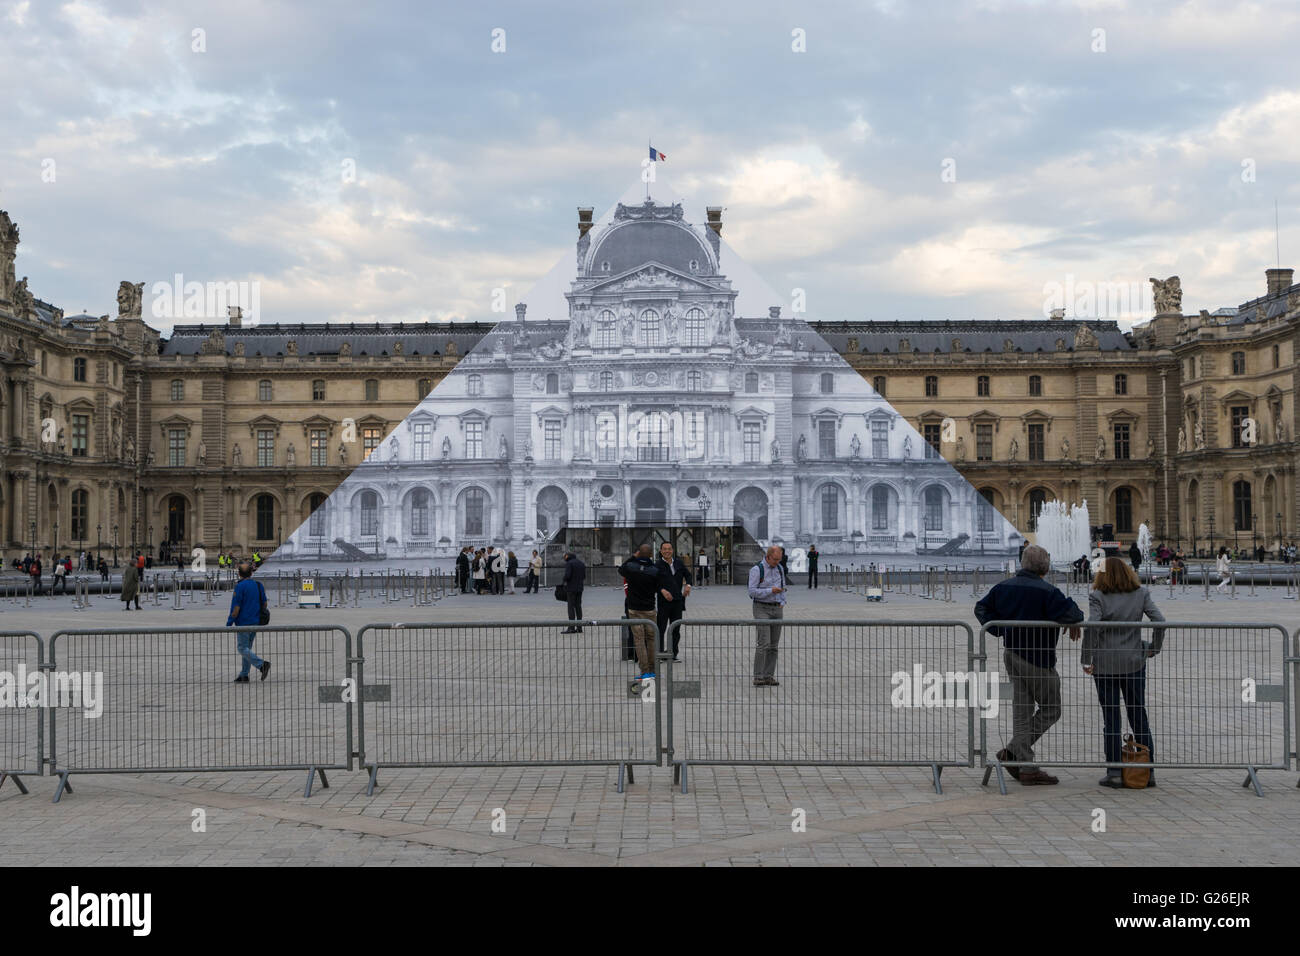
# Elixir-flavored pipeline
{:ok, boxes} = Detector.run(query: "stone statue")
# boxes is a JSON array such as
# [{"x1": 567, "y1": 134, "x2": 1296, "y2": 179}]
[
  {"x1": 124, "y1": 435, "x2": 135, "y2": 463},
  {"x1": 111, "y1": 420, "x2": 122, "y2": 459},
  {"x1": 1194, "y1": 420, "x2": 1205, "y2": 450},
  {"x1": 233, "y1": 342, "x2": 245, "y2": 357},
  {"x1": 338, "y1": 442, "x2": 348, "y2": 465},
  {"x1": 1149, "y1": 276, "x2": 1183, "y2": 315},
  {"x1": 1095, "y1": 434, "x2": 1105, "y2": 460},
  {"x1": 663, "y1": 305, "x2": 680, "y2": 344},
  {"x1": 286, "y1": 443, "x2": 296, "y2": 466},
  {"x1": 1008, "y1": 437, "x2": 1019, "y2": 461},
  {"x1": 197, "y1": 439, "x2": 207, "y2": 466},
  {"x1": 522, "y1": 437, "x2": 533, "y2": 459},
  {"x1": 232, "y1": 443, "x2": 242, "y2": 467},
  {"x1": 285, "y1": 340, "x2": 298, "y2": 356},
  {"x1": 339, "y1": 341, "x2": 352, "y2": 357},
  {"x1": 116, "y1": 280, "x2": 144, "y2": 317},
  {"x1": 956, "y1": 436, "x2": 966, "y2": 462},
  {"x1": 796, "y1": 434, "x2": 807, "y2": 461},
  {"x1": 145, "y1": 445, "x2": 156, "y2": 467},
  {"x1": 1061, "y1": 436, "x2": 1070, "y2": 459},
  {"x1": 498, "y1": 436, "x2": 509, "y2": 460},
  {"x1": 771, "y1": 437, "x2": 781, "y2": 462},
  {"x1": 392, "y1": 340, "x2": 403, "y2": 356},
  {"x1": 389, "y1": 436, "x2": 400, "y2": 461},
  {"x1": 1145, "y1": 437, "x2": 1155, "y2": 459},
  {"x1": 1177, "y1": 427, "x2": 1186, "y2": 453},
  {"x1": 619, "y1": 306, "x2": 635, "y2": 343},
  {"x1": 902, "y1": 434, "x2": 913, "y2": 460},
  {"x1": 850, "y1": 433, "x2": 861, "y2": 458},
  {"x1": 442, "y1": 436, "x2": 451, "y2": 459}
]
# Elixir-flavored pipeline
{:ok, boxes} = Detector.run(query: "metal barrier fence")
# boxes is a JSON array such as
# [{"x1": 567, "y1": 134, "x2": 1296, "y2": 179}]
[
  {"x1": 46, "y1": 625, "x2": 353, "y2": 801},
  {"x1": 0, "y1": 630, "x2": 44, "y2": 794},
  {"x1": 356, "y1": 619, "x2": 661, "y2": 794},
  {"x1": 664, "y1": 618, "x2": 976, "y2": 794},
  {"x1": 977, "y1": 620, "x2": 1291, "y2": 795}
]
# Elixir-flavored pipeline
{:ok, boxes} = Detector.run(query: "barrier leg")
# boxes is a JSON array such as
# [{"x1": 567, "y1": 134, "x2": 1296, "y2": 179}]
[
  {"x1": 931, "y1": 763, "x2": 943, "y2": 795},
  {"x1": 52, "y1": 771, "x2": 73, "y2": 803},
  {"x1": 365, "y1": 764, "x2": 379, "y2": 796},
  {"x1": 679, "y1": 759, "x2": 688, "y2": 794},
  {"x1": 616, "y1": 763, "x2": 625, "y2": 794},
  {"x1": 1240, "y1": 767, "x2": 1263, "y2": 797},
  {"x1": 0, "y1": 773, "x2": 30, "y2": 795},
  {"x1": 303, "y1": 766, "x2": 330, "y2": 798}
]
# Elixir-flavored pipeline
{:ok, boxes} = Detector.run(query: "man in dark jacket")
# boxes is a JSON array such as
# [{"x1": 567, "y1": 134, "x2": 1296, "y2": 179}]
[
  {"x1": 455, "y1": 547, "x2": 471, "y2": 593},
  {"x1": 655, "y1": 541, "x2": 692, "y2": 661},
  {"x1": 975, "y1": 544, "x2": 1084, "y2": 785},
  {"x1": 560, "y1": 551, "x2": 586, "y2": 633},
  {"x1": 620, "y1": 544, "x2": 660, "y2": 678},
  {"x1": 806, "y1": 545, "x2": 819, "y2": 589},
  {"x1": 1128, "y1": 541, "x2": 1142, "y2": 571}
]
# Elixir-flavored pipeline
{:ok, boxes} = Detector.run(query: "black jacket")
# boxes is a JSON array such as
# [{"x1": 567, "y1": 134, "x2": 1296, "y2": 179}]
[
  {"x1": 507, "y1": 555, "x2": 518, "y2": 576},
  {"x1": 562, "y1": 555, "x2": 586, "y2": 592},
  {"x1": 975, "y1": 570, "x2": 1084, "y2": 669},
  {"x1": 455, "y1": 551, "x2": 470, "y2": 572},
  {"x1": 807, "y1": 549, "x2": 819, "y2": 569},
  {"x1": 655, "y1": 556, "x2": 690, "y2": 604},
  {"x1": 619, "y1": 556, "x2": 660, "y2": 611}
]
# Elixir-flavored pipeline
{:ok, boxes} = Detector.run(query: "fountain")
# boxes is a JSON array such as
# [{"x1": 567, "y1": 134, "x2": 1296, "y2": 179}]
[{"x1": 1033, "y1": 500, "x2": 1091, "y2": 567}]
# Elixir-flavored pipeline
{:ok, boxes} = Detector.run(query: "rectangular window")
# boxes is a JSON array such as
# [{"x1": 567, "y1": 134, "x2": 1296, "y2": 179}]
[
  {"x1": 312, "y1": 380, "x2": 326, "y2": 401},
  {"x1": 636, "y1": 414, "x2": 668, "y2": 462},
  {"x1": 168, "y1": 429, "x2": 186, "y2": 467},
  {"x1": 71, "y1": 414, "x2": 89, "y2": 457},
  {"x1": 73, "y1": 358, "x2": 87, "y2": 382},
  {"x1": 1027, "y1": 423, "x2": 1044, "y2": 461},
  {"x1": 821, "y1": 486, "x2": 838, "y2": 531},
  {"x1": 1113, "y1": 423, "x2": 1131, "y2": 460},
  {"x1": 413, "y1": 422, "x2": 431, "y2": 460},
  {"x1": 925, "y1": 376, "x2": 938, "y2": 397},
  {"x1": 257, "y1": 429, "x2": 275, "y2": 467},
  {"x1": 597, "y1": 413, "x2": 617, "y2": 462},
  {"x1": 743, "y1": 422, "x2": 761, "y2": 463},
  {"x1": 310, "y1": 429, "x2": 328, "y2": 466},
  {"x1": 975, "y1": 424, "x2": 993, "y2": 461},
  {"x1": 978, "y1": 495, "x2": 994, "y2": 532},
  {"x1": 871, "y1": 486, "x2": 888, "y2": 530},
  {"x1": 923, "y1": 423, "x2": 941, "y2": 459},
  {"x1": 1230, "y1": 406, "x2": 1250, "y2": 448},
  {"x1": 465, "y1": 493, "x2": 485, "y2": 536},
  {"x1": 871, "y1": 419, "x2": 888, "y2": 458},
  {"x1": 818, "y1": 420, "x2": 836, "y2": 459},
  {"x1": 465, "y1": 422, "x2": 483, "y2": 459},
  {"x1": 544, "y1": 419, "x2": 562, "y2": 460},
  {"x1": 362, "y1": 427, "x2": 381, "y2": 461}
]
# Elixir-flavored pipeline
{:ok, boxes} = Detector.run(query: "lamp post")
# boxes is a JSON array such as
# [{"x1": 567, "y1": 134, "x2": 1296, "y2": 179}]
[
  {"x1": 52, "y1": 522, "x2": 58, "y2": 563},
  {"x1": 1191, "y1": 517, "x2": 1197, "y2": 557},
  {"x1": 148, "y1": 524, "x2": 153, "y2": 561},
  {"x1": 96, "y1": 523, "x2": 102, "y2": 563},
  {"x1": 112, "y1": 523, "x2": 119, "y2": 569},
  {"x1": 1207, "y1": 515, "x2": 1215, "y2": 556},
  {"x1": 30, "y1": 520, "x2": 36, "y2": 561},
  {"x1": 130, "y1": 521, "x2": 137, "y2": 562},
  {"x1": 1276, "y1": 512, "x2": 1283, "y2": 556},
  {"x1": 1251, "y1": 513, "x2": 1257, "y2": 555}
]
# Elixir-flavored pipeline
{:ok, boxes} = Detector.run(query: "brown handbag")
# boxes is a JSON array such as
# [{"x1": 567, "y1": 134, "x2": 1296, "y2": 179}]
[{"x1": 1121, "y1": 733, "x2": 1152, "y2": 789}]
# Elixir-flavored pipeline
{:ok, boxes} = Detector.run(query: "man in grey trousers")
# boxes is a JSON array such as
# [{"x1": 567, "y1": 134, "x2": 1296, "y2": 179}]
[{"x1": 748, "y1": 545, "x2": 787, "y2": 687}]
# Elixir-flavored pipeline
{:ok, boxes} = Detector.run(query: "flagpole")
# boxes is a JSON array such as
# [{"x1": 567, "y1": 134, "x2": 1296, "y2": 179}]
[{"x1": 646, "y1": 137, "x2": 651, "y2": 200}]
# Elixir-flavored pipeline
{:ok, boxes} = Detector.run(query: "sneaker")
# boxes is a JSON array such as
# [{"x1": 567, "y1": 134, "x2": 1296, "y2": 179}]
[
  {"x1": 753, "y1": 679, "x2": 768, "y2": 687},
  {"x1": 1018, "y1": 770, "x2": 1059, "y2": 785},
  {"x1": 766, "y1": 678, "x2": 780, "y2": 686},
  {"x1": 259, "y1": 660, "x2": 271, "y2": 681},
  {"x1": 232, "y1": 675, "x2": 250, "y2": 683}
]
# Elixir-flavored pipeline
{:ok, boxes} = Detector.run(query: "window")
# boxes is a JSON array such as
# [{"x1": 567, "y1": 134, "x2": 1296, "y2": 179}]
[
  {"x1": 258, "y1": 380, "x2": 272, "y2": 401},
  {"x1": 685, "y1": 308, "x2": 706, "y2": 346},
  {"x1": 820, "y1": 485, "x2": 840, "y2": 531},
  {"x1": 925, "y1": 375, "x2": 938, "y2": 397},
  {"x1": 597, "y1": 414, "x2": 617, "y2": 462},
  {"x1": 1233, "y1": 480, "x2": 1252, "y2": 531},
  {"x1": 365, "y1": 379, "x2": 379, "y2": 401},
  {"x1": 924, "y1": 486, "x2": 944, "y2": 532},
  {"x1": 73, "y1": 357, "x2": 86, "y2": 382},
  {"x1": 978, "y1": 488, "x2": 995, "y2": 532},
  {"x1": 308, "y1": 493, "x2": 327, "y2": 536},
  {"x1": 546, "y1": 373, "x2": 559, "y2": 394},
  {"x1": 872, "y1": 485, "x2": 889, "y2": 530},
  {"x1": 359, "y1": 491, "x2": 377, "y2": 538},
  {"x1": 743, "y1": 422, "x2": 761, "y2": 462},
  {"x1": 1028, "y1": 489, "x2": 1048, "y2": 532},
  {"x1": 312, "y1": 379, "x2": 326, "y2": 401},
  {"x1": 467, "y1": 374, "x2": 482, "y2": 397},
  {"x1": 1231, "y1": 351, "x2": 1246, "y2": 375},
  {"x1": 168, "y1": 428, "x2": 186, "y2": 467},
  {"x1": 639, "y1": 309, "x2": 660, "y2": 347},
  {"x1": 1114, "y1": 373, "x2": 1127, "y2": 395},
  {"x1": 310, "y1": 428, "x2": 328, "y2": 466},
  {"x1": 40, "y1": 352, "x2": 47, "y2": 375},
  {"x1": 1272, "y1": 344, "x2": 1280, "y2": 369},
  {"x1": 1113, "y1": 423, "x2": 1131, "y2": 460},
  {"x1": 256, "y1": 494, "x2": 276, "y2": 541},
  {"x1": 464, "y1": 489, "x2": 486, "y2": 536},
  {"x1": 744, "y1": 372, "x2": 759, "y2": 393},
  {"x1": 923, "y1": 423, "x2": 942, "y2": 459},
  {"x1": 413, "y1": 422, "x2": 431, "y2": 460},
  {"x1": 1230, "y1": 406, "x2": 1250, "y2": 448},
  {"x1": 411, "y1": 489, "x2": 430, "y2": 536},
  {"x1": 977, "y1": 375, "x2": 990, "y2": 397},
  {"x1": 1113, "y1": 487, "x2": 1133, "y2": 534},
  {"x1": 873, "y1": 376, "x2": 886, "y2": 396},
  {"x1": 544, "y1": 419, "x2": 561, "y2": 460},
  {"x1": 362, "y1": 427, "x2": 381, "y2": 461},
  {"x1": 465, "y1": 422, "x2": 484, "y2": 459},
  {"x1": 687, "y1": 370, "x2": 702, "y2": 391},
  {"x1": 71, "y1": 414, "x2": 89, "y2": 457},
  {"x1": 1028, "y1": 375, "x2": 1042, "y2": 397},
  {"x1": 1028, "y1": 423, "x2": 1044, "y2": 461},
  {"x1": 170, "y1": 380, "x2": 184, "y2": 401},
  {"x1": 818, "y1": 420, "x2": 836, "y2": 459},
  {"x1": 416, "y1": 378, "x2": 431, "y2": 400},
  {"x1": 600, "y1": 370, "x2": 614, "y2": 392},
  {"x1": 71, "y1": 489, "x2": 88, "y2": 541},
  {"x1": 975, "y1": 424, "x2": 993, "y2": 461},
  {"x1": 635, "y1": 413, "x2": 668, "y2": 462},
  {"x1": 257, "y1": 429, "x2": 275, "y2": 467},
  {"x1": 1186, "y1": 358, "x2": 1193, "y2": 379},
  {"x1": 820, "y1": 373, "x2": 834, "y2": 395},
  {"x1": 871, "y1": 419, "x2": 888, "y2": 458},
  {"x1": 596, "y1": 311, "x2": 617, "y2": 348}
]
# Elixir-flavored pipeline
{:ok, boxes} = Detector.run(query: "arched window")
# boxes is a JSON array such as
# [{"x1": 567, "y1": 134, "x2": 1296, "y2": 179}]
[
  {"x1": 977, "y1": 375, "x2": 990, "y2": 397},
  {"x1": 686, "y1": 370, "x2": 702, "y2": 391},
  {"x1": 308, "y1": 492, "x2": 327, "y2": 536},
  {"x1": 1114, "y1": 373, "x2": 1127, "y2": 395},
  {"x1": 1028, "y1": 375, "x2": 1042, "y2": 397},
  {"x1": 924, "y1": 486, "x2": 945, "y2": 531},
  {"x1": 599, "y1": 370, "x2": 614, "y2": 392},
  {"x1": 1028, "y1": 488, "x2": 1048, "y2": 532},
  {"x1": 925, "y1": 375, "x2": 938, "y2": 397},
  {"x1": 467, "y1": 374, "x2": 483, "y2": 397},
  {"x1": 463, "y1": 488, "x2": 486, "y2": 536},
  {"x1": 873, "y1": 376, "x2": 886, "y2": 396},
  {"x1": 820, "y1": 484, "x2": 840, "y2": 531},
  {"x1": 684, "y1": 308, "x2": 706, "y2": 346},
  {"x1": 639, "y1": 309, "x2": 660, "y2": 346},
  {"x1": 978, "y1": 487, "x2": 996, "y2": 532},
  {"x1": 411, "y1": 488, "x2": 430, "y2": 536},
  {"x1": 258, "y1": 380, "x2": 272, "y2": 402},
  {"x1": 820, "y1": 373, "x2": 834, "y2": 394},
  {"x1": 359, "y1": 491, "x2": 378, "y2": 538},
  {"x1": 170, "y1": 380, "x2": 184, "y2": 401},
  {"x1": 744, "y1": 372, "x2": 759, "y2": 393},
  {"x1": 1114, "y1": 487, "x2": 1133, "y2": 534},
  {"x1": 255, "y1": 494, "x2": 276, "y2": 541},
  {"x1": 871, "y1": 485, "x2": 890, "y2": 530},
  {"x1": 1233, "y1": 480, "x2": 1252, "y2": 531},
  {"x1": 596, "y1": 310, "x2": 617, "y2": 348},
  {"x1": 546, "y1": 373, "x2": 559, "y2": 394}
]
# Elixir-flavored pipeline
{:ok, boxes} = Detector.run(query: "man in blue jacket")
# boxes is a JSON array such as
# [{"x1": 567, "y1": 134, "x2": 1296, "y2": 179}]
[
  {"x1": 975, "y1": 544, "x2": 1082, "y2": 785},
  {"x1": 226, "y1": 562, "x2": 271, "y2": 683}
]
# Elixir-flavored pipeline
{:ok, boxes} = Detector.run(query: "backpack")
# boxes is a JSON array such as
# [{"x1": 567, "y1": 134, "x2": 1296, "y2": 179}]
[
  {"x1": 256, "y1": 580, "x2": 270, "y2": 625},
  {"x1": 754, "y1": 562, "x2": 784, "y2": 589}
]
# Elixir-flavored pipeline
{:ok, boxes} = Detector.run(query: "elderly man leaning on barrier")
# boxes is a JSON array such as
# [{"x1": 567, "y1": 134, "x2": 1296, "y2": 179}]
[
  {"x1": 975, "y1": 544, "x2": 1083, "y2": 785},
  {"x1": 226, "y1": 562, "x2": 271, "y2": 684},
  {"x1": 748, "y1": 545, "x2": 787, "y2": 687}
]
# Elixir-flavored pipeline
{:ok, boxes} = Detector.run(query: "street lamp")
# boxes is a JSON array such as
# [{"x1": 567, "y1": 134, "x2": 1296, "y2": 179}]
[
  {"x1": 52, "y1": 522, "x2": 58, "y2": 563},
  {"x1": 96, "y1": 523, "x2": 102, "y2": 563},
  {"x1": 1251, "y1": 513, "x2": 1257, "y2": 555},
  {"x1": 1207, "y1": 515, "x2": 1216, "y2": 556},
  {"x1": 130, "y1": 521, "x2": 137, "y2": 561},
  {"x1": 148, "y1": 524, "x2": 153, "y2": 560},
  {"x1": 1191, "y1": 517, "x2": 1197, "y2": 557},
  {"x1": 1277, "y1": 512, "x2": 1283, "y2": 555},
  {"x1": 30, "y1": 520, "x2": 36, "y2": 561},
  {"x1": 112, "y1": 523, "x2": 119, "y2": 568}
]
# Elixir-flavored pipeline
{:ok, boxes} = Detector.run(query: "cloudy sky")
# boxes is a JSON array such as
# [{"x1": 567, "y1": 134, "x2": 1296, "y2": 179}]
[{"x1": 1, "y1": 0, "x2": 1297, "y2": 332}]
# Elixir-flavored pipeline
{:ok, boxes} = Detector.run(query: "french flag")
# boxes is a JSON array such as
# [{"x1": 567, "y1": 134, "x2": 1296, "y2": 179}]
[{"x1": 649, "y1": 146, "x2": 666, "y2": 162}]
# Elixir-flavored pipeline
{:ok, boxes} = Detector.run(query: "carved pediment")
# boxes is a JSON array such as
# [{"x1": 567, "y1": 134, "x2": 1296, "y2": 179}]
[
  {"x1": 157, "y1": 414, "x2": 196, "y2": 436},
  {"x1": 587, "y1": 261, "x2": 719, "y2": 296},
  {"x1": 1218, "y1": 389, "x2": 1257, "y2": 409},
  {"x1": 246, "y1": 414, "x2": 282, "y2": 437}
]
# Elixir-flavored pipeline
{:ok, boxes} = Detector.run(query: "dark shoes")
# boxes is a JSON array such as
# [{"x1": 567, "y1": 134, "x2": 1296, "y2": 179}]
[
  {"x1": 259, "y1": 660, "x2": 271, "y2": 681},
  {"x1": 232, "y1": 675, "x2": 250, "y2": 683},
  {"x1": 996, "y1": 749, "x2": 1021, "y2": 781},
  {"x1": 752, "y1": 677, "x2": 780, "y2": 686},
  {"x1": 1099, "y1": 774, "x2": 1124, "y2": 788},
  {"x1": 1018, "y1": 770, "x2": 1059, "y2": 785}
]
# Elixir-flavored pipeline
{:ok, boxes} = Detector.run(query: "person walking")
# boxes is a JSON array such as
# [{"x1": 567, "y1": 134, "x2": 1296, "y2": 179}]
[
  {"x1": 560, "y1": 550, "x2": 586, "y2": 633},
  {"x1": 98, "y1": 555, "x2": 109, "y2": 582},
  {"x1": 1128, "y1": 540, "x2": 1142, "y2": 571},
  {"x1": 473, "y1": 549, "x2": 487, "y2": 594},
  {"x1": 120, "y1": 559, "x2": 140, "y2": 611},
  {"x1": 619, "y1": 544, "x2": 660, "y2": 679},
  {"x1": 52, "y1": 557, "x2": 67, "y2": 595},
  {"x1": 492, "y1": 547, "x2": 506, "y2": 595},
  {"x1": 506, "y1": 550, "x2": 518, "y2": 595},
  {"x1": 748, "y1": 545, "x2": 787, "y2": 687},
  {"x1": 655, "y1": 541, "x2": 692, "y2": 662},
  {"x1": 525, "y1": 550, "x2": 542, "y2": 594},
  {"x1": 1216, "y1": 546, "x2": 1232, "y2": 591},
  {"x1": 807, "y1": 544, "x2": 820, "y2": 589},
  {"x1": 696, "y1": 549, "x2": 709, "y2": 586},
  {"x1": 225, "y1": 562, "x2": 271, "y2": 683},
  {"x1": 1083, "y1": 557, "x2": 1164, "y2": 788},
  {"x1": 456, "y1": 546, "x2": 471, "y2": 593},
  {"x1": 974, "y1": 544, "x2": 1084, "y2": 785},
  {"x1": 29, "y1": 554, "x2": 42, "y2": 595}
]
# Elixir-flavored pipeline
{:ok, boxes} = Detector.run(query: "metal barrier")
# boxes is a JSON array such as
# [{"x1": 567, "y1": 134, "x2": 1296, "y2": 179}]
[
  {"x1": 977, "y1": 620, "x2": 1291, "y2": 795},
  {"x1": 664, "y1": 618, "x2": 976, "y2": 794},
  {"x1": 355, "y1": 619, "x2": 661, "y2": 794},
  {"x1": 46, "y1": 625, "x2": 353, "y2": 802},
  {"x1": 0, "y1": 630, "x2": 44, "y2": 794}
]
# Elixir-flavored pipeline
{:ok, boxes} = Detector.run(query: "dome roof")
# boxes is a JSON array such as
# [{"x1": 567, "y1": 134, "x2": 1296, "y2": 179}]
[{"x1": 589, "y1": 219, "x2": 714, "y2": 276}]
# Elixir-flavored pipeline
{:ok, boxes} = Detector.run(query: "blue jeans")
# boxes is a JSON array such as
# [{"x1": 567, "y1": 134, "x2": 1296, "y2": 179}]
[
  {"x1": 237, "y1": 631, "x2": 264, "y2": 677},
  {"x1": 1093, "y1": 669, "x2": 1153, "y2": 772}
]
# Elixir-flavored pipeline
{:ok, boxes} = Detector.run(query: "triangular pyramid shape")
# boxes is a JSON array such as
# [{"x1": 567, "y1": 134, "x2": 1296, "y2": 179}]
[{"x1": 264, "y1": 178, "x2": 1021, "y2": 574}]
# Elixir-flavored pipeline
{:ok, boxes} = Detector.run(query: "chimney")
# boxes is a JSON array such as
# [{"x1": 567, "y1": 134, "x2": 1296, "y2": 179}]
[
  {"x1": 227, "y1": 305, "x2": 242, "y2": 328},
  {"x1": 769, "y1": 306, "x2": 781, "y2": 319},
  {"x1": 706, "y1": 207, "x2": 723, "y2": 237},
  {"x1": 1266, "y1": 268, "x2": 1294, "y2": 296},
  {"x1": 1049, "y1": 308, "x2": 1065, "y2": 320},
  {"x1": 514, "y1": 303, "x2": 526, "y2": 322},
  {"x1": 577, "y1": 208, "x2": 594, "y2": 238}
]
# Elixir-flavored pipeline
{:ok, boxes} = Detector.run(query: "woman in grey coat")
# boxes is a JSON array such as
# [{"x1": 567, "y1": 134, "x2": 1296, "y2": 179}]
[{"x1": 1083, "y1": 557, "x2": 1164, "y2": 787}]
